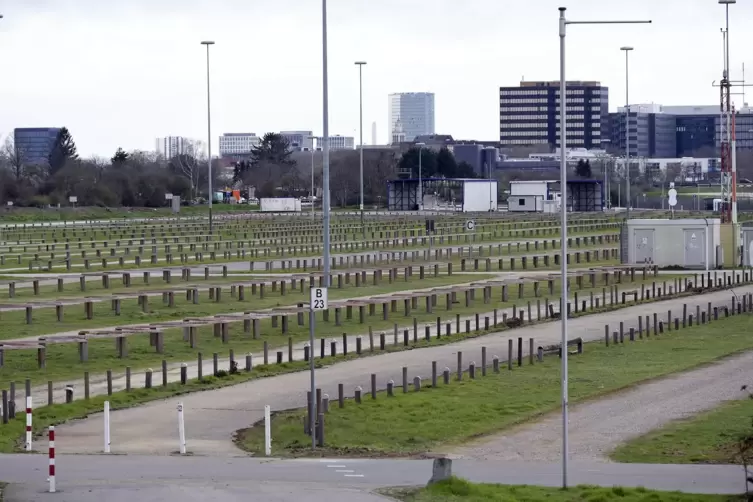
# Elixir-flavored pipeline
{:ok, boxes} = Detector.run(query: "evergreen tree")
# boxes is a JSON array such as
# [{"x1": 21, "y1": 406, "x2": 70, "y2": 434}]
[
  {"x1": 48, "y1": 127, "x2": 78, "y2": 174},
  {"x1": 251, "y1": 133, "x2": 295, "y2": 167},
  {"x1": 111, "y1": 147, "x2": 129, "y2": 164}
]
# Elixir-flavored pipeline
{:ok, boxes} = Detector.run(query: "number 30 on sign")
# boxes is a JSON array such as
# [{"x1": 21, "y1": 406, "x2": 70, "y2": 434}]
[{"x1": 310, "y1": 287, "x2": 328, "y2": 310}]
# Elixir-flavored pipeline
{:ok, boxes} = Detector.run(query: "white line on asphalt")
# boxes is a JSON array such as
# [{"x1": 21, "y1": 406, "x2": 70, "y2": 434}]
[
  {"x1": 327, "y1": 465, "x2": 347, "y2": 468},
  {"x1": 335, "y1": 470, "x2": 354, "y2": 473},
  {"x1": 344, "y1": 474, "x2": 365, "y2": 478}
]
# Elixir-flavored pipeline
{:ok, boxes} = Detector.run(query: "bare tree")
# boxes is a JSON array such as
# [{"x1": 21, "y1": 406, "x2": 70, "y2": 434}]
[
  {"x1": 170, "y1": 140, "x2": 205, "y2": 200},
  {"x1": 3, "y1": 136, "x2": 25, "y2": 180}
]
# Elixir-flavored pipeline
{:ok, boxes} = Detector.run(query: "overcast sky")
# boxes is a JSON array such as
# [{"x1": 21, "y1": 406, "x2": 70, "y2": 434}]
[{"x1": 0, "y1": 0, "x2": 748, "y2": 157}]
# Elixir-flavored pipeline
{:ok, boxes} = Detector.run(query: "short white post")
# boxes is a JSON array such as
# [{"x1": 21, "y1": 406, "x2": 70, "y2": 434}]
[
  {"x1": 48, "y1": 426, "x2": 56, "y2": 493},
  {"x1": 264, "y1": 404, "x2": 271, "y2": 457},
  {"x1": 25, "y1": 396, "x2": 32, "y2": 452},
  {"x1": 177, "y1": 402, "x2": 186, "y2": 455},
  {"x1": 103, "y1": 401, "x2": 111, "y2": 453}
]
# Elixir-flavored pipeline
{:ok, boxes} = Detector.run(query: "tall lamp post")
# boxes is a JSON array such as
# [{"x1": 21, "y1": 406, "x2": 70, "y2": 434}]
[
  {"x1": 621, "y1": 46, "x2": 634, "y2": 219},
  {"x1": 416, "y1": 142, "x2": 425, "y2": 210},
  {"x1": 309, "y1": 0, "x2": 332, "y2": 451},
  {"x1": 355, "y1": 61, "x2": 367, "y2": 237},
  {"x1": 201, "y1": 41, "x2": 215, "y2": 234},
  {"x1": 558, "y1": 7, "x2": 650, "y2": 488},
  {"x1": 308, "y1": 136, "x2": 317, "y2": 220}
]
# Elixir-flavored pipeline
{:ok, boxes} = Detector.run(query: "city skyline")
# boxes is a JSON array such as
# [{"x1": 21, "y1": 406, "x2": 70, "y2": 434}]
[{"x1": 0, "y1": 0, "x2": 748, "y2": 157}]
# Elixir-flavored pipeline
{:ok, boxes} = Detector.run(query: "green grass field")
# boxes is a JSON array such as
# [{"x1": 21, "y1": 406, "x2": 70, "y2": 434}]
[
  {"x1": 235, "y1": 313, "x2": 753, "y2": 457},
  {"x1": 389, "y1": 478, "x2": 740, "y2": 502},
  {"x1": 611, "y1": 398, "x2": 753, "y2": 465}
]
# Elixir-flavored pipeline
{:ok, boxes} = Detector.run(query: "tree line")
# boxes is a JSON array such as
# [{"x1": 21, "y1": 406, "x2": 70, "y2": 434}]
[{"x1": 0, "y1": 129, "x2": 484, "y2": 209}]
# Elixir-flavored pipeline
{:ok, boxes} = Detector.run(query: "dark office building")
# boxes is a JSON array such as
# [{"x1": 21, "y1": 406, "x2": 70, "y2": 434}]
[
  {"x1": 675, "y1": 115, "x2": 716, "y2": 157},
  {"x1": 609, "y1": 108, "x2": 676, "y2": 158},
  {"x1": 499, "y1": 80, "x2": 608, "y2": 150},
  {"x1": 14, "y1": 127, "x2": 61, "y2": 165}
]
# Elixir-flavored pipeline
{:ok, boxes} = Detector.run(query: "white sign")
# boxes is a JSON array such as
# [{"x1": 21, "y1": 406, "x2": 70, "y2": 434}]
[
  {"x1": 310, "y1": 287, "x2": 328, "y2": 310},
  {"x1": 165, "y1": 193, "x2": 174, "y2": 200},
  {"x1": 465, "y1": 220, "x2": 476, "y2": 231},
  {"x1": 69, "y1": 196, "x2": 78, "y2": 203},
  {"x1": 667, "y1": 188, "x2": 677, "y2": 207}
]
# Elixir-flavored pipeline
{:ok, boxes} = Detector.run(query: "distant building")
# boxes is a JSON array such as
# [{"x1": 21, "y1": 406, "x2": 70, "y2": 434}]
[
  {"x1": 14, "y1": 127, "x2": 61, "y2": 165},
  {"x1": 499, "y1": 80, "x2": 608, "y2": 150},
  {"x1": 219, "y1": 133, "x2": 260, "y2": 157},
  {"x1": 156, "y1": 136, "x2": 196, "y2": 158},
  {"x1": 279, "y1": 131, "x2": 314, "y2": 151},
  {"x1": 315, "y1": 135, "x2": 355, "y2": 151},
  {"x1": 388, "y1": 92, "x2": 435, "y2": 142},
  {"x1": 608, "y1": 104, "x2": 677, "y2": 158}
]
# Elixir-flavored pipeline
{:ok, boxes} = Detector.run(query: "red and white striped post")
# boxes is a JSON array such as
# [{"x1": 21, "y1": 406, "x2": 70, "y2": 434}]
[
  {"x1": 25, "y1": 396, "x2": 32, "y2": 452},
  {"x1": 48, "y1": 426, "x2": 56, "y2": 493}
]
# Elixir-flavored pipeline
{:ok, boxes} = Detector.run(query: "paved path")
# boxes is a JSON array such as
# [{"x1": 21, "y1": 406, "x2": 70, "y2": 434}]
[
  {"x1": 449, "y1": 351, "x2": 753, "y2": 462},
  {"x1": 0, "y1": 454, "x2": 743, "y2": 500},
  {"x1": 8, "y1": 269, "x2": 696, "y2": 411},
  {"x1": 46, "y1": 284, "x2": 749, "y2": 456}
]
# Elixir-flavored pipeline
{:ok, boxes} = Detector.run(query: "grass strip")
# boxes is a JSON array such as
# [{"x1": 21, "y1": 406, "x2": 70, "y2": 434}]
[
  {"x1": 610, "y1": 398, "x2": 753, "y2": 465},
  {"x1": 234, "y1": 312, "x2": 753, "y2": 457},
  {"x1": 384, "y1": 477, "x2": 740, "y2": 502}
]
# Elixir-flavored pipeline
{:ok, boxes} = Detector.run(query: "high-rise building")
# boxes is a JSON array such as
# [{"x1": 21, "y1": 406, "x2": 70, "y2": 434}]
[
  {"x1": 14, "y1": 127, "x2": 61, "y2": 165},
  {"x1": 371, "y1": 122, "x2": 377, "y2": 145},
  {"x1": 315, "y1": 135, "x2": 355, "y2": 150},
  {"x1": 499, "y1": 80, "x2": 608, "y2": 149},
  {"x1": 279, "y1": 131, "x2": 314, "y2": 151},
  {"x1": 156, "y1": 136, "x2": 195, "y2": 158},
  {"x1": 218, "y1": 133, "x2": 260, "y2": 157},
  {"x1": 388, "y1": 92, "x2": 435, "y2": 142}
]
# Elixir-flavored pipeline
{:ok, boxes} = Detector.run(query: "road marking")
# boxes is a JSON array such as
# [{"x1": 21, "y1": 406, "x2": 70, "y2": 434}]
[
  {"x1": 335, "y1": 469, "x2": 354, "y2": 473},
  {"x1": 344, "y1": 474, "x2": 365, "y2": 478},
  {"x1": 327, "y1": 465, "x2": 347, "y2": 468}
]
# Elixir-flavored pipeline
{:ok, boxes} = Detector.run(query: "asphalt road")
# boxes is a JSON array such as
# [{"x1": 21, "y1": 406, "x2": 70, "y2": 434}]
[
  {"x1": 49, "y1": 283, "x2": 751, "y2": 456},
  {"x1": 0, "y1": 454, "x2": 744, "y2": 501}
]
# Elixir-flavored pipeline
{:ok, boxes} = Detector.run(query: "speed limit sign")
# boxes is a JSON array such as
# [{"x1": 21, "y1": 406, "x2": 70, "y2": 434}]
[{"x1": 465, "y1": 219, "x2": 476, "y2": 231}]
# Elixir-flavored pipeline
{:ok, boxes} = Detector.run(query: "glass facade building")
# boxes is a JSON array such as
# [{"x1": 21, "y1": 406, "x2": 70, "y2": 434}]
[
  {"x1": 14, "y1": 127, "x2": 61, "y2": 165},
  {"x1": 388, "y1": 92, "x2": 436, "y2": 143}
]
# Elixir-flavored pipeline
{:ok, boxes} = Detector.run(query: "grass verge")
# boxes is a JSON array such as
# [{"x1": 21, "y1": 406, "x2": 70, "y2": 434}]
[
  {"x1": 234, "y1": 312, "x2": 753, "y2": 457},
  {"x1": 385, "y1": 477, "x2": 740, "y2": 502},
  {"x1": 610, "y1": 398, "x2": 753, "y2": 465}
]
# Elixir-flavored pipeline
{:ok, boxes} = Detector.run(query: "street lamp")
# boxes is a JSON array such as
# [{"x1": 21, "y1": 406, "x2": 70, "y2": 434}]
[
  {"x1": 355, "y1": 61, "x2": 367, "y2": 237},
  {"x1": 307, "y1": 136, "x2": 317, "y2": 220},
  {"x1": 416, "y1": 142, "x2": 426, "y2": 211},
  {"x1": 719, "y1": 0, "x2": 737, "y2": 226},
  {"x1": 200, "y1": 41, "x2": 215, "y2": 234},
  {"x1": 621, "y1": 46, "x2": 634, "y2": 218},
  {"x1": 558, "y1": 7, "x2": 650, "y2": 489},
  {"x1": 308, "y1": 0, "x2": 332, "y2": 451}
]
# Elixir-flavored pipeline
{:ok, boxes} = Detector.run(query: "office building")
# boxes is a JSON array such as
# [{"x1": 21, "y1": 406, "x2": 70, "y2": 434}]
[
  {"x1": 388, "y1": 92, "x2": 435, "y2": 142},
  {"x1": 499, "y1": 80, "x2": 608, "y2": 149},
  {"x1": 608, "y1": 104, "x2": 677, "y2": 158},
  {"x1": 155, "y1": 136, "x2": 197, "y2": 158},
  {"x1": 219, "y1": 133, "x2": 260, "y2": 157},
  {"x1": 14, "y1": 127, "x2": 61, "y2": 165},
  {"x1": 315, "y1": 135, "x2": 355, "y2": 151},
  {"x1": 279, "y1": 131, "x2": 314, "y2": 151}
]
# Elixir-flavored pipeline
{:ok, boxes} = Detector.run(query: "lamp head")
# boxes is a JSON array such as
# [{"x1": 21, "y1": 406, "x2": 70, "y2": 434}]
[
  {"x1": 201, "y1": 41, "x2": 215, "y2": 46},
  {"x1": 719, "y1": 0, "x2": 736, "y2": 4},
  {"x1": 354, "y1": 61, "x2": 367, "y2": 65},
  {"x1": 620, "y1": 46, "x2": 634, "y2": 51}
]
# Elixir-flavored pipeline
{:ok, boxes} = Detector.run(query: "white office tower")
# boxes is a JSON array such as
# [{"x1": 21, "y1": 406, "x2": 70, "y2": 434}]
[
  {"x1": 388, "y1": 92, "x2": 435, "y2": 142},
  {"x1": 218, "y1": 133, "x2": 261, "y2": 156},
  {"x1": 156, "y1": 136, "x2": 193, "y2": 158}
]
